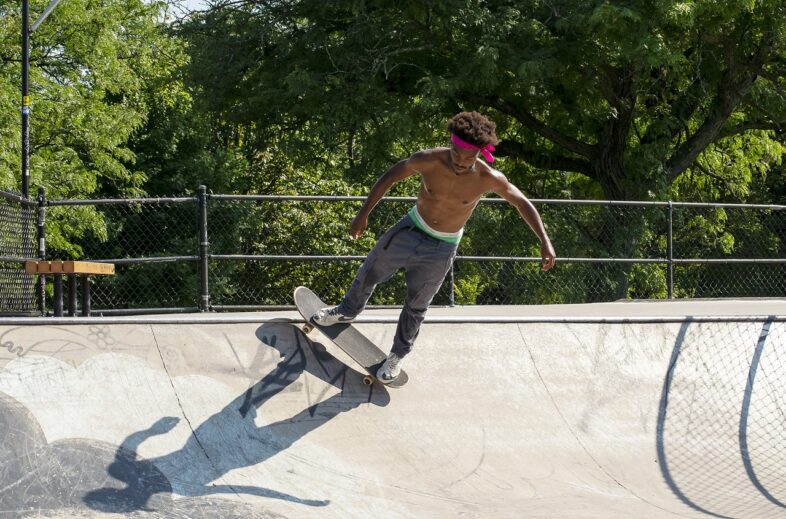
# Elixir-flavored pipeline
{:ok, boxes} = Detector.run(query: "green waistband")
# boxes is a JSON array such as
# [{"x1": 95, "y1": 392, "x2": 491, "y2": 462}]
[{"x1": 408, "y1": 206, "x2": 463, "y2": 244}]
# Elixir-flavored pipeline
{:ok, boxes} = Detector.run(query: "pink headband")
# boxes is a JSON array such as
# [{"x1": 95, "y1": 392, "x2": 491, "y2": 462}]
[{"x1": 451, "y1": 134, "x2": 495, "y2": 163}]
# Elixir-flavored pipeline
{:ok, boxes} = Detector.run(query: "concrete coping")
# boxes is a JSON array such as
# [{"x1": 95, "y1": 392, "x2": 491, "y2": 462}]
[{"x1": 4, "y1": 299, "x2": 785, "y2": 325}]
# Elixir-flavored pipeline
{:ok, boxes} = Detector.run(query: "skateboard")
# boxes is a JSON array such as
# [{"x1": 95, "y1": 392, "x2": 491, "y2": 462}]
[{"x1": 294, "y1": 286, "x2": 408, "y2": 388}]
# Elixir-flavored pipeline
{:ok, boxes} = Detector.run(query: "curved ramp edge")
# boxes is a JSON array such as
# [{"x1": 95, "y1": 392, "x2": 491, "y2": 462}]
[{"x1": 0, "y1": 312, "x2": 784, "y2": 518}]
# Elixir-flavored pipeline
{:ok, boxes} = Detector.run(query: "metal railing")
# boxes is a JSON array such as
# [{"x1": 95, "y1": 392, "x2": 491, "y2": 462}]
[{"x1": 5, "y1": 186, "x2": 784, "y2": 315}]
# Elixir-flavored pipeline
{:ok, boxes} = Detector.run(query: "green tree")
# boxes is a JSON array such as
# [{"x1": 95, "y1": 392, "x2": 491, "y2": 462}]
[
  {"x1": 173, "y1": 0, "x2": 786, "y2": 303},
  {"x1": 0, "y1": 0, "x2": 188, "y2": 249},
  {"x1": 0, "y1": 0, "x2": 207, "y2": 310},
  {"x1": 180, "y1": 0, "x2": 786, "y2": 197},
  {"x1": 0, "y1": 0, "x2": 183, "y2": 197}
]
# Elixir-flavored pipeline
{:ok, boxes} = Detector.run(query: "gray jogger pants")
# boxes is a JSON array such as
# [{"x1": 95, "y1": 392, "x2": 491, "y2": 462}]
[{"x1": 337, "y1": 215, "x2": 458, "y2": 358}]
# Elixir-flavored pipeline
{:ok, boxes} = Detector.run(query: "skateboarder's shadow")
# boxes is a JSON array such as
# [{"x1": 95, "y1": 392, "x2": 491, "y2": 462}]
[{"x1": 83, "y1": 323, "x2": 389, "y2": 513}]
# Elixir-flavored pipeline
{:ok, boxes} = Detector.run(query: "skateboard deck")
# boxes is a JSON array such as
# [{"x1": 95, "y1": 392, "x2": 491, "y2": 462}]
[{"x1": 294, "y1": 286, "x2": 408, "y2": 388}]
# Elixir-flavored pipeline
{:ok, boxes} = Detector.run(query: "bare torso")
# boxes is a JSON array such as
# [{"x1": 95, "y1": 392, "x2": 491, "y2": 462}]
[
  {"x1": 414, "y1": 148, "x2": 496, "y2": 233},
  {"x1": 351, "y1": 144, "x2": 555, "y2": 271}
]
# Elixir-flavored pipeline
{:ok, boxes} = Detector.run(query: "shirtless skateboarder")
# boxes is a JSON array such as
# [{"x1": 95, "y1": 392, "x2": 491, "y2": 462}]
[{"x1": 313, "y1": 111, "x2": 557, "y2": 384}]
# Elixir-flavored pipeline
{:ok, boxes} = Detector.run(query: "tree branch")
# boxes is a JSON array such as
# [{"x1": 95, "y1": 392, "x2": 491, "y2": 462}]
[
  {"x1": 759, "y1": 70, "x2": 786, "y2": 100},
  {"x1": 692, "y1": 159, "x2": 732, "y2": 187},
  {"x1": 463, "y1": 94, "x2": 595, "y2": 158},
  {"x1": 496, "y1": 139, "x2": 593, "y2": 176},
  {"x1": 666, "y1": 31, "x2": 775, "y2": 183},
  {"x1": 717, "y1": 121, "x2": 782, "y2": 139},
  {"x1": 640, "y1": 76, "x2": 705, "y2": 146}
]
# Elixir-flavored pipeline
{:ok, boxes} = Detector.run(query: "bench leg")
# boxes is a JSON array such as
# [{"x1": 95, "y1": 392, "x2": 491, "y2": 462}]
[
  {"x1": 68, "y1": 275, "x2": 77, "y2": 317},
  {"x1": 81, "y1": 276, "x2": 91, "y2": 317},
  {"x1": 53, "y1": 275, "x2": 63, "y2": 317}
]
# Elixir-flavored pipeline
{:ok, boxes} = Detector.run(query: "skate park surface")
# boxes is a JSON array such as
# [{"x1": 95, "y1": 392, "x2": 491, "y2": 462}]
[{"x1": 1, "y1": 299, "x2": 785, "y2": 518}]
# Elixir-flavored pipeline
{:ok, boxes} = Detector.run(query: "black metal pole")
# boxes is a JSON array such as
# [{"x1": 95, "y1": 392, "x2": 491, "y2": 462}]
[
  {"x1": 198, "y1": 185, "x2": 210, "y2": 312},
  {"x1": 21, "y1": 0, "x2": 30, "y2": 198},
  {"x1": 36, "y1": 187, "x2": 45, "y2": 315},
  {"x1": 68, "y1": 275, "x2": 76, "y2": 316},
  {"x1": 53, "y1": 275, "x2": 62, "y2": 316},
  {"x1": 667, "y1": 201, "x2": 674, "y2": 299},
  {"x1": 81, "y1": 277, "x2": 91, "y2": 317},
  {"x1": 449, "y1": 263, "x2": 455, "y2": 307}
]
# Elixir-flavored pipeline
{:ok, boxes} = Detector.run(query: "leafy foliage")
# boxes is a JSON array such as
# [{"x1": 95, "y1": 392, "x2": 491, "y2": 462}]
[
  {"x1": 2, "y1": 0, "x2": 786, "y2": 308},
  {"x1": 177, "y1": 0, "x2": 786, "y2": 200}
]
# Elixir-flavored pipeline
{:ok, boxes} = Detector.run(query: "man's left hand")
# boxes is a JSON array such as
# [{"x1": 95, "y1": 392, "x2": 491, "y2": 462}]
[{"x1": 540, "y1": 240, "x2": 556, "y2": 271}]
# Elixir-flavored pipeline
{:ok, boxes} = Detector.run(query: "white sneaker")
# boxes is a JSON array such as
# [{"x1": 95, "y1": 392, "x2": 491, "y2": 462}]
[
  {"x1": 312, "y1": 306, "x2": 355, "y2": 326},
  {"x1": 376, "y1": 352, "x2": 404, "y2": 384}
]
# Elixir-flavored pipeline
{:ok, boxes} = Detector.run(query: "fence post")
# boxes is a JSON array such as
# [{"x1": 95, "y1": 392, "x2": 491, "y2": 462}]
[
  {"x1": 449, "y1": 262, "x2": 455, "y2": 307},
  {"x1": 667, "y1": 201, "x2": 674, "y2": 299},
  {"x1": 36, "y1": 187, "x2": 46, "y2": 315},
  {"x1": 198, "y1": 185, "x2": 210, "y2": 312}
]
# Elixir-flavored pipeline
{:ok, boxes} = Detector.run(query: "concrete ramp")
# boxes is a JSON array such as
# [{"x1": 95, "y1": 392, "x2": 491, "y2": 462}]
[{"x1": 0, "y1": 302, "x2": 785, "y2": 518}]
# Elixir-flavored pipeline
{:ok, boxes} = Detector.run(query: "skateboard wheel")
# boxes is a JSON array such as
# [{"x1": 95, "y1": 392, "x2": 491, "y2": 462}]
[
  {"x1": 362, "y1": 376, "x2": 374, "y2": 386},
  {"x1": 302, "y1": 323, "x2": 314, "y2": 334}
]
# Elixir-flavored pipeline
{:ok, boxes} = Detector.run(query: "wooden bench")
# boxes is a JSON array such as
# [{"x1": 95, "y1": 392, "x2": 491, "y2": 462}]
[{"x1": 25, "y1": 261, "x2": 115, "y2": 317}]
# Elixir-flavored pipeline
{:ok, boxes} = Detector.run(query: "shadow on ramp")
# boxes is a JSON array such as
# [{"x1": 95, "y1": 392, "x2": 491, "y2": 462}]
[
  {"x1": 79, "y1": 323, "x2": 390, "y2": 514},
  {"x1": 657, "y1": 317, "x2": 786, "y2": 518}
]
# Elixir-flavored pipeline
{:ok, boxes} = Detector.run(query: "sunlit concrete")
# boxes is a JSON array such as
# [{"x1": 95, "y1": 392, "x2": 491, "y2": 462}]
[{"x1": 0, "y1": 301, "x2": 784, "y2": 518}]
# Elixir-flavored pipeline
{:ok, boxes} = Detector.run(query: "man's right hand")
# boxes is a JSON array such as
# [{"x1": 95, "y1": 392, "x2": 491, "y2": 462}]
[{"x1": 349, "y1": 214, "x2": 368, "y2": 240}]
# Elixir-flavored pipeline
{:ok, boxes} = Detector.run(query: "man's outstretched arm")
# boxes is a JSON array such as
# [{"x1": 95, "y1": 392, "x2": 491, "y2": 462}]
[
  {"x1": 349, "y1": 155, "x2": 421, "y2": 239},
  {"x1": 490, "y1": 171, "x2": 556, "y2": 271}
]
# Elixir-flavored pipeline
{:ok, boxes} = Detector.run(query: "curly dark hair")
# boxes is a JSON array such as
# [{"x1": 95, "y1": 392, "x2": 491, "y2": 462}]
[{"x1": 447, "y1": 111, "x2": 499, "y2": 147}]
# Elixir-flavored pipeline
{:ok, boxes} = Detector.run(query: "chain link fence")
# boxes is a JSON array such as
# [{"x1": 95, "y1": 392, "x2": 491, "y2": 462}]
[
  {"x1": 15, "y1": 187, "x2": 784, "y2": 314},
  {"x1": 0, "y1": 190, "x2": 37, "y2": 315},
  {"x1": 44, "y1": 196, "x2": 201, "y2": 313}
]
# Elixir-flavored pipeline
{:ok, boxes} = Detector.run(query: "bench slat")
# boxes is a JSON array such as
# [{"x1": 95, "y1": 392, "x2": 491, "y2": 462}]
[{"x1": 24, "y1": 260, "x2": 115, "y2": 275}]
